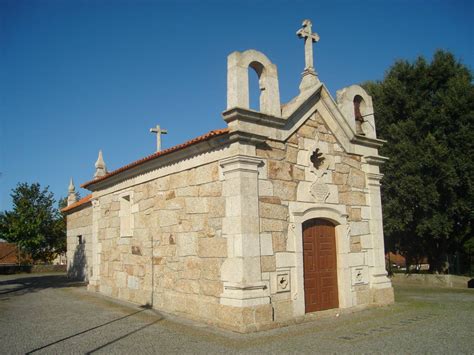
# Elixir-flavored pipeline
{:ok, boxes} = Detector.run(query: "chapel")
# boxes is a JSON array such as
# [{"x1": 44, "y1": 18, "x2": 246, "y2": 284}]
[{"x1": 63, "y1": 20, "x2": 394, "y2": 332}]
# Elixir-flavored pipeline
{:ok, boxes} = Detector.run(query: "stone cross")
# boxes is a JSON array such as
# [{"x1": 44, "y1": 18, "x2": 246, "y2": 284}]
[
  {"x1": 297, "y1": 19, "x2": 319, "y2": 73},
  {"x1": 150, "y1": 124, "x2": 168, "y2": 152}
]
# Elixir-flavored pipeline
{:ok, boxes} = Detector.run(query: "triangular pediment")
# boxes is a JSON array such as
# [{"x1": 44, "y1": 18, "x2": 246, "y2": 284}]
[{"x1": 223, "y1": 83, "x2": 385, "y2": 156}]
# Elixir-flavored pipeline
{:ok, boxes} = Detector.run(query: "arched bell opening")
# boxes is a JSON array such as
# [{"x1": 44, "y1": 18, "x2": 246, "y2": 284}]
[
  {"x1": 353, "y1": 95, "x2": 367, "y2": 135},
  {"x1": 226, "y1": 49, "x2": 281, "y2": 117},
  {"x1": 248, "y1": 61, "x2": 266, "y2": 112}
]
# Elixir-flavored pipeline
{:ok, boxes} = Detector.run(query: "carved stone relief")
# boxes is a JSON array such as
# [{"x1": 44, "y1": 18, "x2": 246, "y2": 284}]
[
  {"x1": 310, "y1": 182, "x2": 329, "y2": 202},
  {"x1": 351, "y1": 266, "x2": 369, "y2": 286},
  {"x1": 308, "y1": 146, "x2": 330, "y2": 202},
  {"x1": 276, "y1": 270, "x2": 291, "y2": 293}
]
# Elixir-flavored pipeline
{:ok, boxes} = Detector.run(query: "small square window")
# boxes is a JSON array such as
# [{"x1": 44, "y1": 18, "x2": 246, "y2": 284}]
[{"x1": 77, "y1": 235, "x2": 83, "y2": 244}]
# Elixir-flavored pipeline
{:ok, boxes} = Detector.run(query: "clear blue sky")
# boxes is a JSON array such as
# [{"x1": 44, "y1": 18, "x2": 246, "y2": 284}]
[{"x1": 1, "y1": 0, "x2": 472, "y2": 210}]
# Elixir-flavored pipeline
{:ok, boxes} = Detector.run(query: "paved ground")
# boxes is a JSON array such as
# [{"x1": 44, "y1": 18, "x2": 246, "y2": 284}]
[{"x1": 0, "y1": 273, "x2": 473, "y2": 354}]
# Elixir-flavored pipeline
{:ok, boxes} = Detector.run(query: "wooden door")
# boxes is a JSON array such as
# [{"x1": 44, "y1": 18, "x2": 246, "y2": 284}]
[{"x1": 303, "y1": 219, "x2": 339, "y2": 312}]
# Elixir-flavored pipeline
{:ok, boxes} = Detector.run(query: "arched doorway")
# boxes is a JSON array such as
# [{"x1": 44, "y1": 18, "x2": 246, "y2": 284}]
[{"x1": 303, "y1": 218, "x2": 339, "y2": 312}]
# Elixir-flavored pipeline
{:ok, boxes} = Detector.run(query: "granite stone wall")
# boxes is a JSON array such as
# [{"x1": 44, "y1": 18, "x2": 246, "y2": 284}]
[
  {"x1": 95, "y1": 161, "x2": 233, "y2": 323},
  {"x1": 255, "y1": 111, "x2": 386, "y2": 320},
  {"x1": 66, "y1": 205, "x2": 92, "y2": 281}
]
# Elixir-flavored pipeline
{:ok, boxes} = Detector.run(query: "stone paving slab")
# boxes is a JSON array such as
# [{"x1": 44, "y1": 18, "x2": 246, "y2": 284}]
[{"x1": 0, "y1": 273, "x2": 473, "y2": 354}]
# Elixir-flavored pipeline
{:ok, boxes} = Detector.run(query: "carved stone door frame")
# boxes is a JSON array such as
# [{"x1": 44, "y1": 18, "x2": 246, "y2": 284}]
[{"x1": 288, "y1": 202, "x2": 351, "y2": 317}]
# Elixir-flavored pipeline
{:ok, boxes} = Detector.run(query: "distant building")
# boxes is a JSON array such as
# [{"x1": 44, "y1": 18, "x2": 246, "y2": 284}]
[
  {"x1": 386, "y1": 252, "x2": 430, "y2": 271},
  {"x1": 0, "y1": 240, "x2": 19, "y2": 265}
]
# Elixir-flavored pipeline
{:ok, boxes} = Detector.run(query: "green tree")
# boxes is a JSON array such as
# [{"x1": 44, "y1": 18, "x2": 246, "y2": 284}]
[
  {"x1": 364, "y1": 50, "x2": 474, "y2": 273},
  {"x1": 0, "y1": 183, "x2": 66, "y2": 263}
]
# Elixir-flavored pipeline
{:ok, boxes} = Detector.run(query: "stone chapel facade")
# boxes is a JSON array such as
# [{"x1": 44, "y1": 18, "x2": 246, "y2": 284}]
[{"x1": 63, "y1": 20, "x2": 393, "y2": 332}]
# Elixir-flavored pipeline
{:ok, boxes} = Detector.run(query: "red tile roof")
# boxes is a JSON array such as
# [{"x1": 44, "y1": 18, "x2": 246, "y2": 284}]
[
  {"x1": 61, "y1": 194, "x2": 93, "y2": 213},
  {"x1": 81, "y1": 128, "x2": 229, "y2": 189}
]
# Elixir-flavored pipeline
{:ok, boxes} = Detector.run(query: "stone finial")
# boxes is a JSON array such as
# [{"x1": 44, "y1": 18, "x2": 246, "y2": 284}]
[
  {"x1": 68, "y1": 177, "x2": 75, "y2": 193},
  {"x1": 67, "y1": 178, "x2": 77, "y2": 206},
  {"x1": 94, "y1": 150, "x2": 108, "y2": 179},
  {"x1": 297, "y1": 19, "x2": 320, "y2": 91}
]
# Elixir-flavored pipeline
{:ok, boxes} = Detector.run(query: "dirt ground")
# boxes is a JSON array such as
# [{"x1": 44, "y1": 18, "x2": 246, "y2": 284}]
[{"x1": 0, "y1": 273, "x2": 473, "y2": 354}]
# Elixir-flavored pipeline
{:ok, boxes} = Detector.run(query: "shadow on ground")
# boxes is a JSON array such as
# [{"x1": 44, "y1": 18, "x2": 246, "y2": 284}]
[
  {"x1": 0, "y1": 274, "x2": 85, "y2": 298},
  {"x1": 25, "y1": 307, "x2": 164, "y2": 354}
]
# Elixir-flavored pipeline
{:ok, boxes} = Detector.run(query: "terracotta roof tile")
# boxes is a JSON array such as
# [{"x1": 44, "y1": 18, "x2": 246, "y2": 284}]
[
  {"x1": 81, "y1": 128, "x2": 229, "y2": 189},
  {"x1": 61, "y1": 194, "x2": 93, "y2": 213}
]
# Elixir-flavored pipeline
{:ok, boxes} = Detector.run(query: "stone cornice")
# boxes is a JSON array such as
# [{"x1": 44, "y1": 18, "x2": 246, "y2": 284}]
[
  {"x1": 351, "y1": 135, "x2": 387, "y2": 148},
  {"x1": 86, "y1": 135, "x2": 230, "y2": 191},
  {"x1": 365, "y1": 155, "x2": 389, "y2": 166},
  {"x1": 222, "y1": 84, "x2": 385, "y2": 158},
  {"x1": 222, "y1": 86, "x2": 323, "y2": 145},
  {"x1": 222, "y1": 107, "x2": 286, "y2": 128},
  {"x1": 367, "y1": 173, "x2": 384, "y2": 182},
  {"x1": 219, "y1": 155, "x2": 263, "y2": 174},
  {"x1": 227, "y1": 131, "x2": 267, "y2": 145}
]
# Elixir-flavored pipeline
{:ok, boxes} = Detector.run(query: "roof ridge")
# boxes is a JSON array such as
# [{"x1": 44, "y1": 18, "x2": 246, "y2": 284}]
[
  {"x1": 61, "y1": 194, "x2": 93, "y2": 213},
  {"x1": 81, "y1": 128, "x2": 229, "y2": 189}
]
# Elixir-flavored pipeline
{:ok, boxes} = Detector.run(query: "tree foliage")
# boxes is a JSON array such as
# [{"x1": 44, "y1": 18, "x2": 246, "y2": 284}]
[
  {"x1": 364, "y1": 50, "x2": 474, "y2": 273},
  {"x1": 0, "y1": 183, "x2": 66, "y2": 263}
]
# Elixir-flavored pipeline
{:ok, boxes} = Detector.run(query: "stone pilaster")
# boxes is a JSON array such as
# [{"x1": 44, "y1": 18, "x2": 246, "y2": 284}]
[
  {"x1": 366, "y1": 172, "x2": 391, "y2": 288},
  {"x1": 88, "y1": 198, "x2": 101, "y2": 290},
  {"x1": 219, "y1": 155, "x2": 270, "y2": 307}
]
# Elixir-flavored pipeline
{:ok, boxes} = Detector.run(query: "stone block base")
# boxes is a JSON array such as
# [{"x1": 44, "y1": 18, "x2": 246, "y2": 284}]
[
  {"x1": 151, "y1": 291, "x2": 274, "y2": 333},
  {"x1": 373, "y1": 287, "x2": 394, "y2": 305},
  {"x1": 272, "y1": 299, "x2": 294, "y2": 322},
  {"x1": 153, "y1": 288, "x2": 395, "y2": 333},
  {"x1": 355, "y1": 287, "x2": 394, "y2": 306},
  {"x1": 87, "y1": 283, "x2": 99, "y2": 292},
  {"x1": 88, "y1": 285, "x2": 396, "y2": 333},
  {"x1": 214, "y1": 303, "x2": 274, "y2": 333}
]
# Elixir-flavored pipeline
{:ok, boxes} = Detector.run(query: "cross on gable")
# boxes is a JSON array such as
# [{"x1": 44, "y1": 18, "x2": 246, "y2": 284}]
[
  {"x1": 150, "y1": 124, "x2": 168, "y2": 152},
  {"x1": 297, "y1": 19, "x2": 320, "y2": 43},
  {"x1": 297, "y1": 19, "x2": 319, "y2": 72}
]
